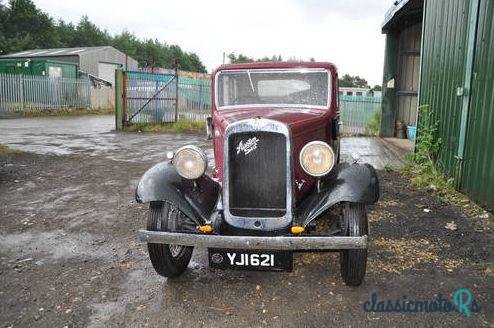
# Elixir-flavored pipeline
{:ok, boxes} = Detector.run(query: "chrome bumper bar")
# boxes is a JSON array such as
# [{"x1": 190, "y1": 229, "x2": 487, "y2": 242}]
[{"x1": 137, "y1": 230, "x2": 367, "y2": 250}]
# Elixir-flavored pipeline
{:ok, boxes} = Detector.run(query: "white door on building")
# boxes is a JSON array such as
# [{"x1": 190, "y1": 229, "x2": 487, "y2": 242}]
[
  {"x1": 98, "y1": 62, "x2": 119, "y2": 86},
  {"x1": 48, "y1": 66, "x2": 62, "y2": 78}
]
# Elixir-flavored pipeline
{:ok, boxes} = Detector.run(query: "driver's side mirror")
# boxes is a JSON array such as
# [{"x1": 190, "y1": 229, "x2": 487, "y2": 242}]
[{"x1": 206, "y1": 116, "x2": 213, "y2": 140}]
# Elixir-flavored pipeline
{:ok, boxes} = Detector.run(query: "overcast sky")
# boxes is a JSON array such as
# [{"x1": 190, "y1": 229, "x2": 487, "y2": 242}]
[{"x1": 34, "y1": 0, "x2": 392, "y2": 86}]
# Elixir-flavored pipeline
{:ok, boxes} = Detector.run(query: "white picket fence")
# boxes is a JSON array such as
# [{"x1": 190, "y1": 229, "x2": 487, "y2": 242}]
[{"x1": 0, "y1": 73, "x2": 91, "y2": 112}]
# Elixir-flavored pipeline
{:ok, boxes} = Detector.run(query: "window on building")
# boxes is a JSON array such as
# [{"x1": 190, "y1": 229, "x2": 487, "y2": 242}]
[
  {"x1": 356, "y1": 92, "x2": 363, "y2": 96},
  {"x1": 346, "y1": 91, "x2": 353, "y2": 96}
]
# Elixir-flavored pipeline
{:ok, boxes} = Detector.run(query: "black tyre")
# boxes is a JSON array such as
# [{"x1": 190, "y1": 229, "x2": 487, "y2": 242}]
[
  {"x1": 340, "y1": 203, "x2": 368, "y2": 286},
  {"x1": 147, "y1": 201, "x2": 193, "y2": 278},
  {"x1": 336, "y1": 139, "x2": 341, "y2": 164}
]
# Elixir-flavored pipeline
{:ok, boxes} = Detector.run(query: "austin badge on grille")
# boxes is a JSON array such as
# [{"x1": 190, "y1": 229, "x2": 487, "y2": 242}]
[{"x1": 236, "y1": 137, "x2": 259, "y2": 155}]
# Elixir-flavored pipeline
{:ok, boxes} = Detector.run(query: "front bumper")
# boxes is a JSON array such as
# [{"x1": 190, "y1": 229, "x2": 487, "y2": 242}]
[{"x1": 137, "y1": 230, "x2": 367, "y2": 250}]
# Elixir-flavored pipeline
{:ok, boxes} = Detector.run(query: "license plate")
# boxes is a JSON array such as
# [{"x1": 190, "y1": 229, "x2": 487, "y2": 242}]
[{"x1": 208, "y1": 248, "x2": 293, "y2": 272}]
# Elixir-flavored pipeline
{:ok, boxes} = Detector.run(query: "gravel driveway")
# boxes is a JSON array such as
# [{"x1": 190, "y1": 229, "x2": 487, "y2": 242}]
[{"x1": 0, "y1": 115, "x2": 492, "y2": 327}]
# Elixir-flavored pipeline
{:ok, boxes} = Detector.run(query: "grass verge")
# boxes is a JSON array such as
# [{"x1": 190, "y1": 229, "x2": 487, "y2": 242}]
[
  {"x1": 122, "y1": 120, "x2": 206, "y2": 133},
  {"x1": 0, "y1": 144, "x2": 20, "y2": 154},
  {"x1": 400, "y1": 157, "x2": 492, "y2": 221},
  {"x1": 17, "y1": 108, "x2": 114, "y2": 117},
  {"x1": 399, "y1": 104, "x2": 492, "y2": 221}
]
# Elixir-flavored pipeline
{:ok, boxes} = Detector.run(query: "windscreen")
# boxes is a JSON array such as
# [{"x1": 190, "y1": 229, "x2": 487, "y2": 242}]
[{"x1": 216, "y1": 69, "x2": 329, "y2": 108}]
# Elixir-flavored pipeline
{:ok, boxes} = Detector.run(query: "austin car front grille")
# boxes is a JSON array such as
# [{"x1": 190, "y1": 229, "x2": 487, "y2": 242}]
[{"x1": 228, "y1": 131, "x2": 287, "y2": 217}]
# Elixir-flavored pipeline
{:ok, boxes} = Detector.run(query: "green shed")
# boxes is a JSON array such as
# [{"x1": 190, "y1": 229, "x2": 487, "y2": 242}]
[
  {"x1": 381, "y1": 0, "x2": 494, "y2": 211},
  {"x1": 0, "y1": 59, "x2": 78, "y2": 78}
]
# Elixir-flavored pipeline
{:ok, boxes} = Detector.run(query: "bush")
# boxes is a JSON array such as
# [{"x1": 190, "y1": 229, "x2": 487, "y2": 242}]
[
  {"x1": 401, "y1": 105, "x2": 455, "y2": 197},
  {"x1": 367, "y1": 111, "x2": 381, "y2": 136}
]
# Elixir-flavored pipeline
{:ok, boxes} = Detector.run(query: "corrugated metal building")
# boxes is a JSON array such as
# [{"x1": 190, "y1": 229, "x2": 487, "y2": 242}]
[
  {"x1": 381, "y1": 0, "x2": 494, "y2": 210},
  {"x1": 0, "y1": 46, "x2": 138, "y2": 85}
]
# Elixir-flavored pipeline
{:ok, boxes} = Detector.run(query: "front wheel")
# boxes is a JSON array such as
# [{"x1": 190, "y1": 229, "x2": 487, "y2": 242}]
[
  {"x1": 340, "y1": 203, "x2": 368, "y2": 286},
  {"x1": 147, "y1": 201, "x2": 193, "y2": 278}
]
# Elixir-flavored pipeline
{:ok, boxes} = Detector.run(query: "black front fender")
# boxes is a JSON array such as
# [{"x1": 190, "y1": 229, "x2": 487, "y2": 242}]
[
  {"x1": 135, "y1": 162, "x2": 220, "y2": 225},
  {"x1": 296, "y1": 163, "x2": 379, "y2": 227}
]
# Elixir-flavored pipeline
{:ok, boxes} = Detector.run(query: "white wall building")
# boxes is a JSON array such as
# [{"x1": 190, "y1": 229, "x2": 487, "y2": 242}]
[{"x1": 339, "y1": 87, "x2": 381, "y2": 98}]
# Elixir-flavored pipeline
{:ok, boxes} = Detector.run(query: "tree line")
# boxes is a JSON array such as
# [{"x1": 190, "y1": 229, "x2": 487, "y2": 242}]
[
  {"x1": 227, "y1": 53, "x2": 315, "y2": 63},
  {"x1": 0, "y1": 0, "x2": 207, "y2": 72},
  {"x1": 339, "y1": 74, "x2": 381, "y2": 90}
]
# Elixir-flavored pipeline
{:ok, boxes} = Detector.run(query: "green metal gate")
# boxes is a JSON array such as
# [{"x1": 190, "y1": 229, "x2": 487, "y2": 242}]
[
  {"x1": 115, "y1": 69, "x2": 178, "y2": 128},
  {"x1": 339, "y1": 96, "x2": 382, "y2": 135}
]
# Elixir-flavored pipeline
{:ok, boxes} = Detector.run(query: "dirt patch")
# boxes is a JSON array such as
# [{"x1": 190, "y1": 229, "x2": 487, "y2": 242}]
[
  {"x1": 1, "y1": 152, "x2": 493, "y2": 327},
  {"x1": 370, "y1": 237, "x2": 464, "y2": 273}
]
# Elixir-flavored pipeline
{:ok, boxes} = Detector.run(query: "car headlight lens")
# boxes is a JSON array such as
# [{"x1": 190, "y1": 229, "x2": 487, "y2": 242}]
[
  {"x1": 299, "y1": 141, "x2": 335, "y2": 177},
  {"x1": 172, "y1": 145, "x2": 208, "y2": 179}
]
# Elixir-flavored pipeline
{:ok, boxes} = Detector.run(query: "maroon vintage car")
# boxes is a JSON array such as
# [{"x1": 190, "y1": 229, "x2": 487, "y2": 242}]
[{"x1": 136, "y1": 62, "x2": 379, "y2": 286}]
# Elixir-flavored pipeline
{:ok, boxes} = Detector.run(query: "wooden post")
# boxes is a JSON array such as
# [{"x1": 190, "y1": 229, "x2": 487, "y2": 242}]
[
  {"x1": 115, "y1": 69, "x2": 123, "y2": 130},
  {"x1": 122, "y1": 70, "x2": 128, "y2": 126}
]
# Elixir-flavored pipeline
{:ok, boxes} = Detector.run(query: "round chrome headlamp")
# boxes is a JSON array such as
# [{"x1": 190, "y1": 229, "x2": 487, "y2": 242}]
[
  {"x1": 299, "y1": 141, "x2": 335, "y2": 177},
  {"x1": 172, "y1": 145, "x2": 208, "y2": 180}
]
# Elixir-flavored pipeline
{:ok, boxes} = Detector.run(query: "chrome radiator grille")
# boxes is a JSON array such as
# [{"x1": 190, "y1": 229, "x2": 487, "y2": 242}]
[
  {"x1": 228, "y1": 132, "x2": 286, "y2": 217},
  {"x1": 223, "y1": 118, "x2": 293, "y2": 231}
]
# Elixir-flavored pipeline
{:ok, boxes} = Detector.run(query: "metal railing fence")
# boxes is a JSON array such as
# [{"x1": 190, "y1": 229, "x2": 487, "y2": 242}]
[
  {"x1": 339, "y1": 95, "x2": 381, "y2": 135},
  {"x1": 177, "y1": 77, "x2": 210, "y2": 121},
  {"x1": 174, "y1": 82, "x2": 382, "y2": 129},
  {"x1": 0, "y1": 73, "x2": 90, "y2": 112},
  {"x1": 115, "y1": 69, "x2": 382, "y2": 133},
  {"x1": 125, "y1": 71, "x2": 177, "y2": 124}
]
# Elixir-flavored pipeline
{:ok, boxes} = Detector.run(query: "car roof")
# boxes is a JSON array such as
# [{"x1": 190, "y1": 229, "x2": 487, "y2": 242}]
[{"x1": 212, "y1": 61, "x2": 337, "y2": 76}]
